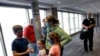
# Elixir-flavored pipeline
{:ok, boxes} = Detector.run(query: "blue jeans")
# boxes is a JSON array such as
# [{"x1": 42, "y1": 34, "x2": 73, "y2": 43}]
[{"x1": 28, "y1": 43, "x2": 38, "y2": 56}]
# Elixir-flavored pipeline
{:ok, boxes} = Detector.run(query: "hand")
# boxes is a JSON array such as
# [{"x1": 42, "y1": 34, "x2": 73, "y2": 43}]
[
  {"x1": 85, "y1": 27, "x2": 88, "y2": 31},
  {"x1": 26, "y1": 48, "x2": 34, "y2": 53}
]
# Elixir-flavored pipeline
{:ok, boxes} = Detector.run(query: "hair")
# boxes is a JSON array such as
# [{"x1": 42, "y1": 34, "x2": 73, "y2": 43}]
[
  {"x1": 12, "y1": 25, "x2": 23, "y2": 34},
  {"x1": 38, "y1": 39, "x2": 45, "y2": 48},
  {"x1": 46, "y1": 15, "x2": 59, "y2": 24},
  {"x1": 48, "y1": 32, "x2": 61, "y2": 47}
]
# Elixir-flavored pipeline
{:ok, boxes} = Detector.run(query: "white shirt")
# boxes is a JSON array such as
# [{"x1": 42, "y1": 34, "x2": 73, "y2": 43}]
[{"x1": 38, "y1": 49, "x2": 46, "y2": 56}]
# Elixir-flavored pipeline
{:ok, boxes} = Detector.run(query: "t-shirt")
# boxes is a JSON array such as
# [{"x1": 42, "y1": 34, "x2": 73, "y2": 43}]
[
  {"x1": 49, "y1": 45, "x2": 60, "y2": 56},
  {"x1": 82, "y1": 18, "x2": 95, "y2": 31},
  {"x1": 12, "y1": 38, "x2": 29, "y2": 56},
  {"x1": 23, "y1": 24, "x2": 36, "y2": 43},
  {"x1": 38, "y1": 49, "x2": 46, "y2": 56}
]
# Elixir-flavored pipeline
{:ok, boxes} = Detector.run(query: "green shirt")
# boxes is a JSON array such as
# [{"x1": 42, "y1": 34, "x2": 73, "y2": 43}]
[{"x1": 45, "y1": 25, "x2": 72, "y2": 49}]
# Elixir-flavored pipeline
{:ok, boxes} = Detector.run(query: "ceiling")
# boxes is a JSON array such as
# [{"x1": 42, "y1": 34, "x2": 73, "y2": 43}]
[{"x1": 0, "y1": 0, "x2": 100, "y2": 13}]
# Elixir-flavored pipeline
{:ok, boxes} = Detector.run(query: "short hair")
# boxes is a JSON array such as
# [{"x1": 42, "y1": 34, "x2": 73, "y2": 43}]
[{"x1": 12, "y1": 25, "x2": 23, "y2": 34}]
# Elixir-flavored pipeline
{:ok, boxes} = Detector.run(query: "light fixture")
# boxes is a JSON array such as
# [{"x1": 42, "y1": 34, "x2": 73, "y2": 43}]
[
  {"x1": 57, "y1": 1, "x2": 61, "y2": 3},
  {"x1": 75, "y1": 7, "x2": 78, "y2": 9}
]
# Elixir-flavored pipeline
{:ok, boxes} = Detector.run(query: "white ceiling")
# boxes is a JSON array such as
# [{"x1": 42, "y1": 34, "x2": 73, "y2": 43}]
[{"x1": 1, "y1": 0, "x2": 100, "y2": 13}]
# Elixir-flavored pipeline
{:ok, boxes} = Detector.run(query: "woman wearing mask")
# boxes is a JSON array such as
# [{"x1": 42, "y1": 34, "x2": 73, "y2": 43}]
[{"x1": 45, "y1": 15, "x2": 72, "y2": 56}]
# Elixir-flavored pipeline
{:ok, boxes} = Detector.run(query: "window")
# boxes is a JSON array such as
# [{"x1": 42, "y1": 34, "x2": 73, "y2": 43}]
[
  {"x1": 75, "y1": 14, "x2": 79, "y2": 32},
  {"x1": 0, "y1": 7, "x2": 28, "y2": 56},
  {"x1": 69, "y1": 13, "x2": 75, "y2": 34},
  {"x1": 58, "y1": 12, "x2": 63, "y2": 28},
  {"x1": 39, "y1": 10, "x2": 47, "y2": 27},
  {"x1": 62, "y1": 12, "x2": 70, "y2": 34},
  {"x1": 28, "y1": 9, "x2": 47, "y2": 27},
  {"x1": 79, "y1": 14, "x2": 82, "y2": 30}
]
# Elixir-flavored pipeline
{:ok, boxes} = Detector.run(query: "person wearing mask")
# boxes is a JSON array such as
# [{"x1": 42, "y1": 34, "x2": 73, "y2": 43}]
[
  {"x1": 48, "y1": 32, "x2": 61, "y2": 56},
  {"x1": 82, "y1": 12, "x2": 95, "y2": 52},
  {"x1": 42, "y1": 18, "x2": 47, "y2": 42},
  {"x1": 23, "y1": 19, "x2": 38, "y2": 56},
  {"x1": 11, "y1": 25, "x2": 33, "y2": 56},
  {"x1": 45, "y1": 15, "x2": 72, "y2": 56}
]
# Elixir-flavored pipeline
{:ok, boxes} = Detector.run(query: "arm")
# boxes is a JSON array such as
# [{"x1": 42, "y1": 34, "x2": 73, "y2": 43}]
[
  {"x1": 12, "y1": 50, "x2": 28, "y2": 56},
  {"x1": 88, "y1": 19, "x2": 95, "y2": 29},
  {"x1": 82, "y1": 24, "x2": 88, "y2": 29},
  {"x1": 56, "y1": 27, "x2": 72, "y2": 46},
  {"x1": 48, "y1": 47, "x2": 55, "y2": 56},
  {"x1": 88, "y1": 24, "x2": 95, "y2": 29},
  {"x1": 49, "y1": 54, "x2": 54, "y2": 56},
  {"x1": 13, "y1": 47, "x2": 33, "y2": 56}
]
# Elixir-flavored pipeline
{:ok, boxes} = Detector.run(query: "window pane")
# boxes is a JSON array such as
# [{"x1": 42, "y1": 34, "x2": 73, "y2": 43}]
[
  {"x1": 62, "y1": 12, "x2": 70, "y2": 34},
  {"x1": 79, "y1": 14, "x2": 82, "y2": 30},
  {"x1": 58, "y1": 12, "x2": 63, "y2": 28},
  {"x1": 75, "y1": 14, "x2": 79, "y2": 32},
  {"x1": 39, "y1": 10, "x2": 47, "y2": 27},
  {"x1": 0, "y1": 7, "x2": 28, "y2": 56},
  {"x1": 69, "y1": 13, "x2": 75, "y2": 34},
  {"x1": 28, "y1": 9, "x2": 47, "y2": 27}
]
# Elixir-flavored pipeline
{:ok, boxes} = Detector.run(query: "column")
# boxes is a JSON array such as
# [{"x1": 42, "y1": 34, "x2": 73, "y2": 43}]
[
  {"x1": 46, "y1": 7, "x2": 58, "y2": 18},
  {"x1": 30, "y1": 0, "x2": 42, "y2": 40},
  {"x1": 51, "y1": 7, "x2": 58, "y2": 18}
]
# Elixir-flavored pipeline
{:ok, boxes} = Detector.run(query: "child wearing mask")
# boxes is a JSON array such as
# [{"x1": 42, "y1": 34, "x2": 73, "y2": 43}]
[
  {"x1": 48, "y1": 32, "x2": 61, "y2": 56},
  {"x1": 11, "y1": 25, "x2": 33, "y2": 56},
  {"x1": 37, "y1": 39, "x2": 46, "y2": 56}
]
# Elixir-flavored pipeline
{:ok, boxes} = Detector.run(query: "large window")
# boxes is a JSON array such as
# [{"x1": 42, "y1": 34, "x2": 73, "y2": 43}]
[
  {"x1": 0, "y1": 7, "x2": 28, "y2": 56},
  {"x1": 58, "y1": 11, "x2": 84, "y2": 35},
  {"x1": 79, "y1": 14, "x2": 82, "y2": 30},
  {"x1": 75, "y1": 14, "x2": 79, "y2": 32},
  {"x1": 58, "y1": 12, "x2": 63, "y2": 28},
  {"x1": 62, "y1": 12, "x2": 70, "y2": 34},
  {"x1": 39, "y1": 10, "x2": 47, "y2": 27},
  {"x1": 69, "y1": 13, "x2": 75, "y2": 34},
  {"x1": 28, "y1": 9, "x2": 47, "y2": 27}
]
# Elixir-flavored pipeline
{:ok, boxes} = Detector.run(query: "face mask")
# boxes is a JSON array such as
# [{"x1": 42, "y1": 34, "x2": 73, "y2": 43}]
[
  {"x1": 49, "y1": 39, "x2": 54, "y2": 45},
  {"x1": 46, "y1": 23, "x2": 51, "y2": 28}
]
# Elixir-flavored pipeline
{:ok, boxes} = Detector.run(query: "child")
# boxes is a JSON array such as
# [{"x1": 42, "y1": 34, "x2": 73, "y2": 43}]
[
  {"x1": 37, "y1": 39, "x2": 46, "y2": 56},
  {"x1": 48, "y1": 32, "x2": 61, "y2": 56},
  {"x1": 11, "y1": 25, "x2": 33, "y2": 56}
]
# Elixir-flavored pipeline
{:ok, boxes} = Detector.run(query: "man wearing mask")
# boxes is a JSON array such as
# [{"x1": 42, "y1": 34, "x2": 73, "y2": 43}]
[
  {"x1": 82, "y1": 12, "x2": 95, "y2": 52},
  {"x1": 23, "y1": 19, "x2": 38, "y2": 56}
]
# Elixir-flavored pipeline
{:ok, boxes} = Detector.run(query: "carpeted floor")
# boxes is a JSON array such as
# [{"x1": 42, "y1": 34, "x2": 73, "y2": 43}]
[{"x1": 63, "y1": 31, "x2": 100, "y2": 56}]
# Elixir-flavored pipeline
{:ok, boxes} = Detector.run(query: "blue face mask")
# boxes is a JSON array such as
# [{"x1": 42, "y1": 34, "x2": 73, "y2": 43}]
[
  {"x1": 46, "y1": 23, "x2": 51, "y2": 28},
  {"x1": 49, "y1": 39, "x2": 54, "y2": 45}
]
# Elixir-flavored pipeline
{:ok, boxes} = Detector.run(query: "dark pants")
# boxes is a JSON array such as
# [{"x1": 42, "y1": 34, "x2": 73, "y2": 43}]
[
  {"x1": 84, "y1": 32, "x2": 93, "y2": 51},
  {"x1": 61, "y1": 47, "x2": 64, "y2": 56}
]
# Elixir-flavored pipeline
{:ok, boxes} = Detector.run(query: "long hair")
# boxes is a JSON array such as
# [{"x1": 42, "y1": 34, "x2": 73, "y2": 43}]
[
  {"x1": 48, "y1": 32, "x2": 61, "y2": 47},
  {"x1": 38, "y1": 39, "x2": 46, "y2": 49}
]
